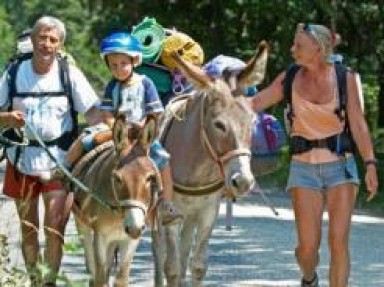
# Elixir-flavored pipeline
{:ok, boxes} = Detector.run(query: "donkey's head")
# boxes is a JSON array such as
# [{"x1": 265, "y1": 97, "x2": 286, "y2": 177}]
[
  {"x1": 171, "y1": 41, "x2": 269, "y2": 196},
  {"x1": 111, "y1": 115, "x2": 160, "y2": 239}
]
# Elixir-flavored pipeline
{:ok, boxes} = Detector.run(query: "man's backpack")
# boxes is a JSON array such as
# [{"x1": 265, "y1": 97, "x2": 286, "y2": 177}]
[
  {"x1": 283, "y1": 63, "x2": 356, "y2": 155},
  {"x1": 4, "y1": 52, "x2": 77, "y2": 150}
]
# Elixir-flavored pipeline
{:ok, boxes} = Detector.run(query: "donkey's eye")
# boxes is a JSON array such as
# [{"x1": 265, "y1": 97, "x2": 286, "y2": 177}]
[{"x1": 214, "y1": 120, "x2": 226, "y2": 133}]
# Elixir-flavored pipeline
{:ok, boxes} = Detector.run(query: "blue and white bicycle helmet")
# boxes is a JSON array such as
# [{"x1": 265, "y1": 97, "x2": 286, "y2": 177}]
[{"x1": 100, "y1": 32, "x2": 143, "y2": 66}]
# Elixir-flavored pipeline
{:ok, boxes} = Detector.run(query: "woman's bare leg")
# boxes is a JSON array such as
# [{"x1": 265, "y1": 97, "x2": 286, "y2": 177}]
[
  {"x1": 326, "y1": 183, "x2": 357, "y2": 287},
  {"x1": 291, "y1": 187, "x2": 324, "y2": 282}
]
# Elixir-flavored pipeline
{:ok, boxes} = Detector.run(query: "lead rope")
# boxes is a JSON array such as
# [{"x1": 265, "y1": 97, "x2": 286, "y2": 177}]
[{"x1": 24, "y1": 121, "x2": 113, "y2": 210}]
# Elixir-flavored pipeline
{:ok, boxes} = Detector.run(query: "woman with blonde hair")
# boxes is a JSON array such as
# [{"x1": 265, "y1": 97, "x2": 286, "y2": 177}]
[{"x1": 249, "y1": 23, "x2": 378, "y2": 287}]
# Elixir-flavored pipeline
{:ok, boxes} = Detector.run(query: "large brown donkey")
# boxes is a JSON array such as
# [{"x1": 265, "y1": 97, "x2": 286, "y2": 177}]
[{"x1": 152, "y1": 41, "x2": 269, "y2": 287}]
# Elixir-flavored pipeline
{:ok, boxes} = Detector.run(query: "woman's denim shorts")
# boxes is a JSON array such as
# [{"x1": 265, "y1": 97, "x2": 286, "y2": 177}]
[{"x1": 286, "y1": 156, "x2": 360, "y2": 192}]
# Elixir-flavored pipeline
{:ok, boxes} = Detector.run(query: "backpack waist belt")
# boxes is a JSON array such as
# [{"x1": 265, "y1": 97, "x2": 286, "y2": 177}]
[
  {"x1": 28, "y1": 131, "x2": 74, "y2": 151},
  {"x1": 3, "y1": 129, "x2": 74, "y2": 151},
  {"x1": 290, "y1": 133, "x2": 353, "y2": 155}
]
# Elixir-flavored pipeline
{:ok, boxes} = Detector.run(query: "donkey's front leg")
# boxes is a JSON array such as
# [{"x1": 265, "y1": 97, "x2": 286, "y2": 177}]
[
  {"x1": 93, "y1": 232, "x2": 110, "y2": 287},
  {"x1": 74, "y1": 217, "x2": 96, "y2": 277},
  {"x1": 114, "y1": 239, "x2": 141, "y2": 287},
  {"x1": 190, "y1": 194, "x2": 220, "y2": 287},
  {"x1": 164, "y1": 223, "x2": 182, "y2": 287},
  {"x1": 152, "y1": 225, "x2": 166, "y2": 287}
]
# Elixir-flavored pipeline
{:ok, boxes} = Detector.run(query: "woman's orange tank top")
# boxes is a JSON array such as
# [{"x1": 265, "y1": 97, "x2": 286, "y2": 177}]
[{"x1": 290, "y1": 81, "x2": 345, "y2": 163}]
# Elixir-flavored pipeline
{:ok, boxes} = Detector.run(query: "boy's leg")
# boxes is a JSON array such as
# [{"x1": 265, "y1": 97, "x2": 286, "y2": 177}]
[
  {"x1": 66, "y1": 127, "x2": 112, "y2": 166},
  {"x1": 41, "y1": 123, "x2": 112, "y2": 182},
  {"x1": 40, "y1": 123, "x2": 111, "y2": 183},
  {"x1": 159, "y1": 163, "x2": 183, "y2": 225},
  {"x1": 160, "y1": 163, "x2": 173, "y2": 201},
  {"x1": 65, "y1": 136, "x2": 86, "y2": 166},
  {"x1": 149, "y1": 140, "x2": 183, "y2": 225}
]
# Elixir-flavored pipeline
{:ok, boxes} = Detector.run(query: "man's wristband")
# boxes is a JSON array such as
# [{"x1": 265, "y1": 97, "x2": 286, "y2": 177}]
[{"x1": 364, "y1": 159, "x2": 377, "y2": 168}]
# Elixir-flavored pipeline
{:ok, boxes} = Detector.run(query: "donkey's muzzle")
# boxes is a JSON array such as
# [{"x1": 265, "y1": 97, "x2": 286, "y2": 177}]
[
  {"x1": 230, "y1": 172, "x2": 254, "y2": 195},
  {"x1": 125, "y1": 225, "x2": 145, "y2": 239},
  {"x1": 124, "y1": 209, "x2": 146, "y2": 239}
]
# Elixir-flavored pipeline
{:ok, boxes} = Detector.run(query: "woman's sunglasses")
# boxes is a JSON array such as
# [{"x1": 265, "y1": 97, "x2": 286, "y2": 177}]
[{"x1": 296, "y1": 23, "x2": 324, "y2": 51}]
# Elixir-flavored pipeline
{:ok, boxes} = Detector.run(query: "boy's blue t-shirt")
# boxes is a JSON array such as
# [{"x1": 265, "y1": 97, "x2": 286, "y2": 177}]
[{"x1": 100, "y1": 73, "x2": 164, "y2": 123}]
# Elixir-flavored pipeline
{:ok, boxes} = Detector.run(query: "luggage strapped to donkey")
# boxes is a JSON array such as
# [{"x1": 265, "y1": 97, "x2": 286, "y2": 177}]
[{"x1": 283, "y1": 63, "x2": 356, "y2": 156}]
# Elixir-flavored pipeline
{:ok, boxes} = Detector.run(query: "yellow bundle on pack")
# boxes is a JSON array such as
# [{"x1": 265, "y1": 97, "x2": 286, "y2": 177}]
[{"x1": 160, "y1": 30, "x2": 204, "y2": 71}]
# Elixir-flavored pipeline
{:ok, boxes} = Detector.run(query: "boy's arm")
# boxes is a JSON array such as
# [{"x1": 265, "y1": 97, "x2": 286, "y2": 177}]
[
  {"x1": 84, "y1": 106, "x2": 115, "y2": 128},
  {"x1": 104, "y1": 114, "x2": 115, "y2": 129},
  {"x1": 143, "y1": 76, "x2": 164, "y2": 115},
  {"x1": 84, "y1": 106, "x2": 104, "y2": 126}
]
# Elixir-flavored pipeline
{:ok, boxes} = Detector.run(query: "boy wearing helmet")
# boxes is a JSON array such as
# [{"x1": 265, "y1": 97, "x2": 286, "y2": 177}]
[{"x1": 46, "y1": 32, "x2": 182, "y2": 225}]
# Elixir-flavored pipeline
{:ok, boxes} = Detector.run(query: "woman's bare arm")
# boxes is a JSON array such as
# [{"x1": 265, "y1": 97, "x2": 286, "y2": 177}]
[
  {"x1": 248, "y1": 72, "x2": 286, "y2": 112},
  {"x1": 347, "y1": 73, "x2": 375, "y2": 161},
  {"x1": 346, "y1": 71, "x2": 378, "y2": 198}
]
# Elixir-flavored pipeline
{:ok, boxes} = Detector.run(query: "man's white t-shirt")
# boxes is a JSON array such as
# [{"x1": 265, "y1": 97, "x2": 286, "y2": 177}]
[{"x1": 0, "y1": 58, "x2": 99, "y2": 175}]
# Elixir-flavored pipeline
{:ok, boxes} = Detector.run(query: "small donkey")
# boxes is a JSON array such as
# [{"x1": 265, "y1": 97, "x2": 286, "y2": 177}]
[{"x1": 73, "y1": 115, "x2": 161, "y2": 287}]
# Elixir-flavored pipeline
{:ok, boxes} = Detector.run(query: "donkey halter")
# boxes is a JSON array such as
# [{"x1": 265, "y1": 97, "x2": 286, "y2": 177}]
[
  {"x1": 110, "y1": 154, "x2": 160, "y2": 219},
  {"x1": 200, "y1": 93, "x2": 251, "y2": 179}
]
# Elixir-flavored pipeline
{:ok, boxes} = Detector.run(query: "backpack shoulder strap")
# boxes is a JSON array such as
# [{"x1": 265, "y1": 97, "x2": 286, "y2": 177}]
[
  {"x1": 58, "y1": 54, "x2": 72, "y2": 98},
  {"x1": 6, "y1": 52, "x2": 33, "y2": 111},
  {"x1": 334, "y1": 63, "x2": 357, "y2": 154},
  {"x1": 57, "y1": 54, "x2": 78, "y2": 136},
  {"x1": 104, "y1": 78, "x2": 116, "y2": 99},
  {"x1": 283, "y1": 63, "x2": 301, "y2": 105},
  {"x1": 334, "y1": 63, "x2": 348, "y2": 121},
  {"x1": 282, "y1": 64, "x2": 301, "y2": 128},
  {"x1": 104, "y1": 78, "x2": 121, "y2": 115}
]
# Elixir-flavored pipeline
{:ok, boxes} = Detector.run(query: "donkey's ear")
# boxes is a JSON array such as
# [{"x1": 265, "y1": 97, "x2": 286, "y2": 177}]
[
  {"x1": 171, "y1": 51, "x2": 212, "y2": 90},
  {"x1": 112, "y1": 114, "x2": 130, "y2": 155},
  {"x1": 237, "y1": 41, "x2": 269, "y2": 88},
  {"x1": 139, "y1": 116, "x2": 157, "y2": 151}
]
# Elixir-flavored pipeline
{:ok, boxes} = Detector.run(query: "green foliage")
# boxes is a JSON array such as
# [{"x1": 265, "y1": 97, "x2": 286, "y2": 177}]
[
  {"x1": 1, "y1": 0, "x2": 382, "y2": 103},
  {"x1": 0, "y1": 6, "x2": 15, "y2": 70},
  {"x1": 363, "y1": 76, "x2": 379, "y2": 136},
  {"x1": 0, "y1": 234, "x2": 87, "y2": 286},
  {"x1": 63, "y1": 239, "x2": 84, "y2": 255},
  {"x1": 0, "y1": 234, "x2": 32, "y2": 286}
]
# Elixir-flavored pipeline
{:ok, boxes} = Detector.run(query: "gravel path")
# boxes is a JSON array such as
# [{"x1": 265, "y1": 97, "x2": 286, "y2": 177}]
[{"x1": 1, "y1": 161, "x2": 384, "y2": 286}]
